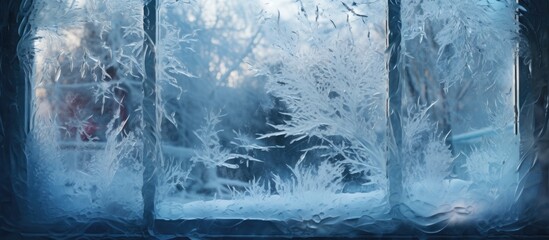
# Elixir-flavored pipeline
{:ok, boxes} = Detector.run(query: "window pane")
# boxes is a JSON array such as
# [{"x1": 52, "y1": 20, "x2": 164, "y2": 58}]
[
  {"x1": 24, "y1": 0, "x2": 145, "y2": 221},
  {"x1": 399, "y1": 0, "x2": 522, "y2": 231},
  {"x1": 155, "y1": 0, "x2": 390, "y2": 234}
]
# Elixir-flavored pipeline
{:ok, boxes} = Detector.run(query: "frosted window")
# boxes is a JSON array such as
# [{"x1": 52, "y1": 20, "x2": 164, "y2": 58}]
[
  {"x1": 398, "y1": 0, "x2": 522, "y2": 231},
  {"x1": 155, "y1": 0, "x2": 390, "y2": 228},
  {"x1": 25, "y1": 0, "x2": 145, "y2": 221},
  {"x1": 7, "y1": 0, "x2": 547, "y2": 237}
]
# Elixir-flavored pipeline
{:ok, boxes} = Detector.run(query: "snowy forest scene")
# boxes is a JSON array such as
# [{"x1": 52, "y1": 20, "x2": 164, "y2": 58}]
[{"x1": 1, "y1": 0, "x2": 549, "y2": 238}]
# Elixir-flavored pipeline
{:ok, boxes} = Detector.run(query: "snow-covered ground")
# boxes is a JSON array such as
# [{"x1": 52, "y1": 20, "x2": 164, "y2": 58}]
[
  {"x1": 157, "y1": 190, "x2": 388, "y2": 221},
  {"x1": 157, "y1": 179, "x2": 515, "y2": 228}
]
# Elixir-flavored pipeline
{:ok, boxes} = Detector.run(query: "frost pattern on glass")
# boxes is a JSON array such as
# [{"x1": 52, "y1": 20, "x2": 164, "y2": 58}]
[
  {"x1": 155, "y1": 0, "x2": 390, "y2": 227},
  {"x1": 21, "y1": 0, "x2": 146, "y2": 221},
  {"x1": 399, "y1": 0, "x2": 522, "y2": 232},
  {"x1": 8, "y1": 0, "x2": 546, "y2": 237}
]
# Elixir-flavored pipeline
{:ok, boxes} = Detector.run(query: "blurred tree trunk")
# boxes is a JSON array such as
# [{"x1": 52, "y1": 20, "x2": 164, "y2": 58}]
[{"x1": 401, "y1": 22, "x2": 454, "y2": 146}]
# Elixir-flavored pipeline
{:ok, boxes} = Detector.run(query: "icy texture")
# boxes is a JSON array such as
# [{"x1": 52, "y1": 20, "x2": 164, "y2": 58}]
[
  {"x1": 21, "y1": 0, "x2": 146, "y2": 221},
  {"x1": 156, "y1": 0, "x2": 273, "y2": 202},
  {"x1": 6, "y1": 0, "x2": 548, "y2": 237},
  {"x1": 158, "y1": 191, "x2": 387, "y2": 221},
  {"x1": 155, "y1": 0, "x2": 391, "y2": 229},
  {"x1": 259, "y1": 0, "x2": 388, "y2": 189},
  {"x1": 399, "y1": 0, "x2": 523, "y2": 232}
]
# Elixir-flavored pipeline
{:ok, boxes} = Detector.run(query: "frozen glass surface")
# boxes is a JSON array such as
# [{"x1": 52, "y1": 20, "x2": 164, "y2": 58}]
[
  {"x1": 155, "y1": 0, "x2": 390, "y2": 230},
  {"x1": 398, "y1": 0, "x2": 523, "y2": 232},
  {"x1": 3, "y1": 0, "x2": 548, "y2": 238},
  {"x1": 23, "y1": 0, "x2": 145, "y2": 221}
]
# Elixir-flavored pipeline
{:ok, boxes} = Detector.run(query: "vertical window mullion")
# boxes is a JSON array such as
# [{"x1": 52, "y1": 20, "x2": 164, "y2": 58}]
[
  {"x1": 142, "y1": 0, "x2": 159, "y2": 230},
  {"x1": 387, "y1": 0, "x2": 403, "y2": 209}
]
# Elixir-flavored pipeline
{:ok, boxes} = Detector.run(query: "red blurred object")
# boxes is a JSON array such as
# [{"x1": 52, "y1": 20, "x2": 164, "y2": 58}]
[{"x1": 80, "y1": 120, "x2": 99, "y2": 141}]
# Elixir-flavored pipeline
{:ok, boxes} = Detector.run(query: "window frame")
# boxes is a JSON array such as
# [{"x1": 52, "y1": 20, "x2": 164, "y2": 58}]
[{"x1": 1, "y1": 0, "x2": 548, "y2": 238}]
